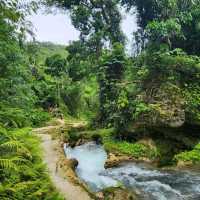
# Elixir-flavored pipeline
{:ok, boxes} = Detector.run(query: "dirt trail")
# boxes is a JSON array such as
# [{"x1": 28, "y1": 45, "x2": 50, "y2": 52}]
[{"x1": 34, "y1": 120, "x2": 92, "y2": 200}]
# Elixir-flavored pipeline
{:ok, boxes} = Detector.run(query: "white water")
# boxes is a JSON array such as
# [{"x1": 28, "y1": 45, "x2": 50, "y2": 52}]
[
  {"x1": 64, "y1": 142, "x2": 200, "y2": 199},
  {"x1": 64, "y1": 142, "x2": 118, "y2": 191}
]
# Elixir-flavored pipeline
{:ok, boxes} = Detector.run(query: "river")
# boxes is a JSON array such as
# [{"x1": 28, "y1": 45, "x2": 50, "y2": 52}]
[{"x1": 64, "y1": 142, "x2": 200, "y2": 200}]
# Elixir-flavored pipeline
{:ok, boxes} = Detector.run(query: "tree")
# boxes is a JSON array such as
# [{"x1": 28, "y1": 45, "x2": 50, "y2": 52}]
[
  {"x1": 98, "y1": 43, "x2": 126, "y2": 125},
  {"x1": 45, "y1": 54, "x2": 67, "y2": 109},
  {"x1": 121, "y1": 0, "x2": 159, "y2": 29},
  {"x1": 46, "y1": 0, "x2": 125, "y2": 53},
  {"x1": 45, "y1": 54, "x2": 67, "y2": 76},
  {"x1": 66, "y1": 40, "x2": 96, "y2": 81},
  {"x1": 0, "y1": 0, "x2": 37, "y2": 126},
  {"x1": 122, "y1": 0, "x2": 200, "y2": 54}
]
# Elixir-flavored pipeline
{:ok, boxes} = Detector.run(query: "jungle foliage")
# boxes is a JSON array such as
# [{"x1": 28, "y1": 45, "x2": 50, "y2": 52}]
[
  {"x1": 1, "y1": 0, "x2": 200, "y2": 198},
  {"x1": 45, "y1": 0, "x2": 200, "y2": 164},
  {"x1": 0, "y1": 127, "x2": 64, "y2": 200}
]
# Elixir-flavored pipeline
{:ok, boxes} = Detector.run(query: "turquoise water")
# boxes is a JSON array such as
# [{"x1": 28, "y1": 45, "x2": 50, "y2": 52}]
[{"x1": 64, "y1": 142, "x2": 118, "y2": 191}]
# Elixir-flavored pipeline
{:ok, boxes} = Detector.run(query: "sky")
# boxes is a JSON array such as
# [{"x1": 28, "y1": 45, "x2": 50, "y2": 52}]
[{"x1": 28, "y1": 9, "x2": 137, "y2": 47}]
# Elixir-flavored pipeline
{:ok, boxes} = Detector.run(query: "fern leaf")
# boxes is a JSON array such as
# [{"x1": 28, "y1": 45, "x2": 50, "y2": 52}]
[
  {"x1": 0, "y1": 140, "x2": 22, "y2": 152},
  {"x1": 0, "y1": 156, "x2": 28, "y2": 170},
  {"x1": 0, "y1": 141, "x2": 32, "y2": 159},
  {"x1": 0, "y1": 158, "x2": 17, "y2": 170},
  {"x1": 11, "y1": 156, "x2": 28, "y2": 165}
]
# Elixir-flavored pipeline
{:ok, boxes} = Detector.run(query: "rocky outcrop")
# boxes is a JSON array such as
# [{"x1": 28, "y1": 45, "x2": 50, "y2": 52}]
[
  {"x1": 176, "y1": 160, "x2": 193, "y2": 168},
  {"x1": 141, "y1": 85, "x2": 186, "y2": 128},
  {"x1": 105, "y1": 152, "x2": 154, "y2": 168},
  {"x1": 64, "y1": 130, "x2": 103, "y2": 148}
]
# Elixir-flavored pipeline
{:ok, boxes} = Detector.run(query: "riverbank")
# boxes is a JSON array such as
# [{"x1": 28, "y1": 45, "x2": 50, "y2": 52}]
[
  {"x1": 38, "y1": 133, "x2": 92, "y2": 200},
  {"x1": 34, "y1": 119, "x2": 141, "y2": 200},
  {"x1": 33, "y1": 119, "x2": 93, "y2": 200}
]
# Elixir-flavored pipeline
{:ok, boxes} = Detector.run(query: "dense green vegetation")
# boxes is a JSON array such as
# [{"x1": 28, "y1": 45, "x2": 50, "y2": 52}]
[
  {"x1": 45, "y1": 0, "x2": 200, "y2": 164},
  {"x1": 27, "y1": 42, "x2": 67, "y2": 65},
  {"x1": 174, "y1": 143, "x2": 200, "y2": 164},
  {"x1": 0, "y1": 127, "x2": 63, "y2": 200},
  {"x1": 0, "y1": 1, "x2": 65, "y2": 198},
  {"x1": 1, "y1": 0, "x2": 200, "y2": 199}
]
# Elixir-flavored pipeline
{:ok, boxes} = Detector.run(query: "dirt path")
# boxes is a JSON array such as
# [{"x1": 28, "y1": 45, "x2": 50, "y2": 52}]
[{"x1": 34, "y1": 120, "x2": 92, "y2": 200}]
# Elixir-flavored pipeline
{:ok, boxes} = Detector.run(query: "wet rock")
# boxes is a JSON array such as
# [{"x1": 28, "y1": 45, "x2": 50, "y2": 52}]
[
  {"x1": 105, "y1": 152, "x2": 154, "y2": 169},
  {"x1": 70, "y1": 141, "x2": 76, "y2": 148},
  {"x1": 105, "y1": 153, "x2": 120, "y2": 168},
  {"x1": 177, "y1": 160, "x2": 193, "y2": 168},
  {"x1": 66, "y1": 130, "x2": 91, "y2": 147},
  {"x1": 60, "y1": 141, "x2": 65, "y2": 148},
  {"x1": 75, "y1": 138, "x2": 88, "y2": 146},
  {"x1": 101, "y1": 187, "x2": 138, "y2": 200},
  {"x1": 68, "y1": 158, "x2": 79, "y2": 170},
  {"x1": 76, "y1": 139, "x2": 82, "y2": 146}
]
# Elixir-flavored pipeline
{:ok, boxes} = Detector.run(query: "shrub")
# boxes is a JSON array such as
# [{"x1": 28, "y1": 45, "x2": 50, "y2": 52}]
[
  {"x1": 27, "y1": 109, "x2": 51, "y2": 127},
  {"x1": 174, "y1": 143, "x2": 200, "y2": 164}
]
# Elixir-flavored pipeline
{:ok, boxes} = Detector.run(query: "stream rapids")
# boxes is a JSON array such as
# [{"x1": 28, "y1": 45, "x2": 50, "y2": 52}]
[{"x1": 64, "y1": 142, "x2": 200, "y2": 200}]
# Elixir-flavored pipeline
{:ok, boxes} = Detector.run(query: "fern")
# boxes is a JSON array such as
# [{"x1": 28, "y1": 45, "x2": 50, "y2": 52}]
[
  {"x1": 0, "y1": 127, "x2": 63, "y2": 200},
  {"x1": 0, "y1": 140, "x2": 23, "y2": 152},
  {"x1": 0, "y1": 158, "x2": 17, "y2": 170},
  {"x1": 11, "y1": 156, "x2": 28, "y2": 165},
  {"x1": 0, "y1": 140, "x2": 32, "y2": 159},
  {"x1": 0, "y1": 125, "x2": 11, "y2": 140},
  {"x1": 13, "y1": 181, "x2": 35, "y2": 191},
  {"x1": 0, "y1": 156, "x2": 28, "y2": 170}
]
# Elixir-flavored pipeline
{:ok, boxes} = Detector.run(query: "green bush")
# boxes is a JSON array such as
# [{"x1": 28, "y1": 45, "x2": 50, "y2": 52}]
[
  {"x1": 0, "y1": 106, "x2": 29, "y2": 128},
  {"x1": 27, "y1": 109, "x2": 51, "y2": 127},
  {"x1": 174, "y1": 143, "x2": 200, "y2": 164}
]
